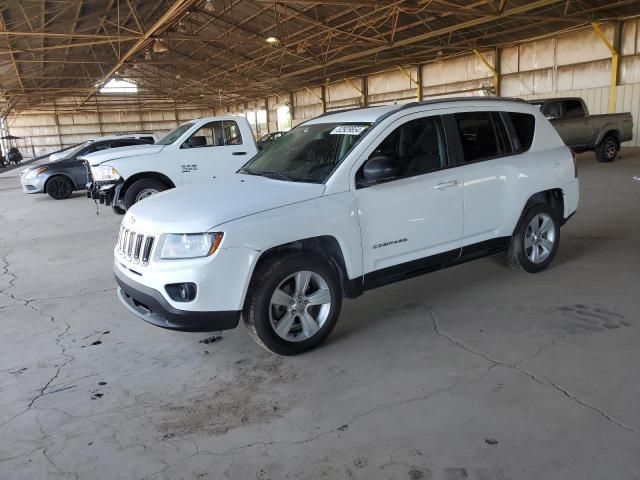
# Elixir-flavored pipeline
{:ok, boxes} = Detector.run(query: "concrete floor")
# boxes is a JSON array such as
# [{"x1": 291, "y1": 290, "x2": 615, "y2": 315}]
[{"x1": 1, "y1": 150, "x2": 639, "y2": 480}]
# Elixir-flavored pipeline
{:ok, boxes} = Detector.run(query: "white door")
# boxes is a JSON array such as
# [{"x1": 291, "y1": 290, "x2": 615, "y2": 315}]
[
  {"x1": 446, "y1": 110, "x2": 514, "y2": 244},
  {"x1": 353, "y1": 114, "x2": 464, "y2": 277},
  {"x1": 178, "y1": 120, "x2": 250, "y2": 185}
]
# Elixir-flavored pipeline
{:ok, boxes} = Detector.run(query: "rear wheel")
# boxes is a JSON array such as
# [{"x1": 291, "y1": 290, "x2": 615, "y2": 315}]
[
  {"x1": 595, "y1": 134, "x2": 619, "y2": 163},
  {"x1": 506, "y1": 203, "x2": 560, "y2": 273},
  {"x1": 46, "y1": 176, "x2": 73, "y2": 200},
  {"x1": 123, "y1": 178, "x2": 167, "y2": 210},
  {"x1": 243, "y1": 252, "x2": 342, "y2": 355}
]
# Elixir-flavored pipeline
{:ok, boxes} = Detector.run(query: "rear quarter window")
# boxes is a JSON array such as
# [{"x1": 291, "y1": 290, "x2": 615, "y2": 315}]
[{"x1": 508, "y1": 112, "x2": 535, "y2": 152}]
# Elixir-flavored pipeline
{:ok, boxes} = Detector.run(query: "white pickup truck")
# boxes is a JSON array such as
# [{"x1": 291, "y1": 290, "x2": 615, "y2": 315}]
[
  {"x1": 85, "y1": 116, "x2": 258, "y2": 213},
  {"x1": 112, "y1": 98, "x2": 579, "y2": 355}
]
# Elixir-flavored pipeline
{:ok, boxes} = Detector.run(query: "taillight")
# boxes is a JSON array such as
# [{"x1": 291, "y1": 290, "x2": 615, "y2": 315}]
[{"x1": 571, "y1": 149, "x2": 578, "y2": 178}]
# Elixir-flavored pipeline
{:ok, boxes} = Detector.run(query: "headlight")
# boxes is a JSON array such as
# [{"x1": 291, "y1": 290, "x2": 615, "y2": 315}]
[
  {"x1": 160, "y1": 233, "x2": 223, "y2": 260},
  {"x1": 91, "y1": 165, "x2": 121, "y2": 182},
  {"x1": 24, "y1": 166, "x2": 48, "y2": 179}
]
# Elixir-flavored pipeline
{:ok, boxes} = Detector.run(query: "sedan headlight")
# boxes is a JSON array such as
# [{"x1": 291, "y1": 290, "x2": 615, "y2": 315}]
[
  {"x1": 24, "y1": 166, "x2": 48, "y2": 179},
  {"x1": 160, "y1": 233, "x2": 223, "y2": 260},
  {"x1": 91, "y1": 165, "x2": 121, "y2": 182}
]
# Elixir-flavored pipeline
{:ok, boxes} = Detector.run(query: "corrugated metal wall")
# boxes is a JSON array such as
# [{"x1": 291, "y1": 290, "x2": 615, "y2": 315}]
[
  {"x1": 7, "y1": 20, "x2": 640, "y2": 157},
  {"x1": 5, "y1": 97, "x2": 216, "y2": 158}
]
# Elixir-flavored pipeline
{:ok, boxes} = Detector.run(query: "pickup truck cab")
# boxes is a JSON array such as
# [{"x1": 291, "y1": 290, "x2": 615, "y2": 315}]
[
  {"x1": 528, "y1": 97, "x2": 633, "y2": 162},
  {"x1": 85, "y1": 116, "x2": 257, "y2": 213},
  {"x1": 113, "y1": 98, "x2": 579, "y2": 355}
]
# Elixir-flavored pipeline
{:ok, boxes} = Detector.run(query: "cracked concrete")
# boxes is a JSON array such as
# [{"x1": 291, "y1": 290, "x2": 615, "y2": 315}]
[{"x1": 1, "y1": 151, "x2": 640, "y2": 480}]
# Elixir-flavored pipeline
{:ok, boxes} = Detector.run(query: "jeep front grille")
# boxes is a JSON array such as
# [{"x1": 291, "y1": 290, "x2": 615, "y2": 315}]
[{"x1": 117, "y1": 227, "x2": 155, "y2": 264}]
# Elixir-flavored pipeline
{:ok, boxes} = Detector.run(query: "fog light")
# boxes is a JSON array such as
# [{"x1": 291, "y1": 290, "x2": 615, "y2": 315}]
[{"x1": 165, "y1": 283, "x2": 197, "y2": 302}]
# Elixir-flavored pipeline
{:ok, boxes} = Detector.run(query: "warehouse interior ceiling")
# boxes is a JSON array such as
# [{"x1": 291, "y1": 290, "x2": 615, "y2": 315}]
[{"x1": 0, "y1": 0, "x2": 639, "y2": 115}]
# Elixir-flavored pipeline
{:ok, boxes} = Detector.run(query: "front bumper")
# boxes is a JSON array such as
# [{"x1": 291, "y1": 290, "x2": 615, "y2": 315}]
[
  {"x1": 20, "y1": 174, "x2": 46, "y2": 194},
  {"x1": 114, "y1": 265, "x2": 241, "y2": 332},
  {"x1": 87, "y1": 180, "x2": 120, "y2": 206}
]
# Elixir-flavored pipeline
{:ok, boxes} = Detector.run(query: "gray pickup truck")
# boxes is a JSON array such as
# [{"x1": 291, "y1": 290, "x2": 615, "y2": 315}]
[{"x1": 528, "y1": 97, "x2": 633, "y2": 162}]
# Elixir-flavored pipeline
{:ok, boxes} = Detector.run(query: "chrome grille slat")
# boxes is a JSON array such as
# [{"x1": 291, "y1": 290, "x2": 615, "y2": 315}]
[
  {"x1": 133, "y1": 234, "x2": 144, "y2": 262},
  {"x1": 116, "y1": 226, "x2": 155, "y2": 265},
  {"x1": 127, "y1": 232, "x2": 135, "y2": 258},
  {"x1": 142, "y1": 237, "x2": 154, "y2": 264}
]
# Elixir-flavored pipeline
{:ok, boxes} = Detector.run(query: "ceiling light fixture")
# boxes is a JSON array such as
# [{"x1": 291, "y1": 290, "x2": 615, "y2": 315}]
[
  {"x1": 265, "y1": 36, "x2": 279, "y2": 44},
  {"x1": 153, "y1": 38, "x2": 169, "y2": 53},
  {"x1": 144, "y1": 50, "x2": 152, "y2": 60},
  {"x1": 176, "y1": 21, "x2": 188, "y2": 34}
]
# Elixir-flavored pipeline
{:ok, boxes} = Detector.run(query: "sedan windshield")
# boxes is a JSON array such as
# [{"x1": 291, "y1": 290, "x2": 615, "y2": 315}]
[
  {"x1": 157, "y1": 122, "x2": 195, "y2": 145},
  {"x1": 241, "y1": 122, "x2": 371, "y2": 183}
]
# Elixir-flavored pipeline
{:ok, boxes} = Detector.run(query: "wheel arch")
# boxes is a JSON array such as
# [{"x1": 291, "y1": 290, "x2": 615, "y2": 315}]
[
  {"x1": 119, "y1": 172, "x2": 176, "y2": 200},
  {"x1": 248, "y1": 235, "x2": 362, "y2": 301},
  {"x1": 596, "y1": 128, "x2": 621, "y2": 146},
  {"x1": 517, "y1": 188, "x2": 565, "y2": 229}
]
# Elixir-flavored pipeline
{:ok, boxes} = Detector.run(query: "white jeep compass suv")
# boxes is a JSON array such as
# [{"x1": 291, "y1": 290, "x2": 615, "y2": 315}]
[{"x1": 113, "y1": 98, "x2": 579, "y2": 355}]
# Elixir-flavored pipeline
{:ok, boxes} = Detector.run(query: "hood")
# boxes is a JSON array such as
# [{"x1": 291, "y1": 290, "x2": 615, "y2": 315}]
[
  {"x1": 49, "y1": 152, "x2": 70, "y2": 162},
  {"x1": 85, "y1": 144, "x2": 166, "y2": 166},
  {"x1": 126, "y1": 174, "x2": 326, "y2": 233},
  {"x1": 21, "y1": 158, "x2": 52, "y2": 174}
]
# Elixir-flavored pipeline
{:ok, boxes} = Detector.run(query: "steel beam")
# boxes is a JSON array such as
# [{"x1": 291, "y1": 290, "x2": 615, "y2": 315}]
[{"x1": 591, "y1": 21, "x2": 620, "y2": 113}]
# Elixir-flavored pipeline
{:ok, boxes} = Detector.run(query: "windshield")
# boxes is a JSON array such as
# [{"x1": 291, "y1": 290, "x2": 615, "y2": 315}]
[
  {"x1": 241, "y1": 122, "x2": 371, "y2": 183},
  {"x1": 157, "y1": 122, "x2": 195, "y2": 145},
  {"x1": 57, "y1": 140, "x2": 92, "y2": 159}
]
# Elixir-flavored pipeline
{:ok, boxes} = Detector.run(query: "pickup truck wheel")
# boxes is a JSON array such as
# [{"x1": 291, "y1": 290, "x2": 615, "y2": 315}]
[
  {"x1": 506, "y1": 204, "x2": 560, "y2": 273},
  {"x1": 243, "y1": 252, "x2": 342, "y2": 355},
  {"x1": 595, "y1": 135, "x2": 619, "y2": 163},
  {"x1": 123, "y1": 178, "x2": 167, "y2": 209},
  {"x1": 46, "y1": 175, "x2": 73, "y2": 200}
]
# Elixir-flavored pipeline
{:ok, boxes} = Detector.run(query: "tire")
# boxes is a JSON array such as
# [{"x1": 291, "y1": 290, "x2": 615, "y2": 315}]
[
  {"x1": 243, "y1": 252, "x2": 342, "y2": 355},
  {"x1": 123, "y1": 178, "x2": 167, "y2": 210},
  {"x1": 595, "y1": 134, "x2": 619, "y2": 163},
  {"x1": 46, "y1": 175, "x2": 73, "y2": 200},
  {"x1": 505, "y1": 203, "x2": 560, "y2": 273}
]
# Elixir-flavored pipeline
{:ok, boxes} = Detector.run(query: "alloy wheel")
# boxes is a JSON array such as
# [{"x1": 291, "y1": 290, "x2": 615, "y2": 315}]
[
  {"x1": 269, "y1": 270, "x2": 332, "y2": 342},
  {"x1": 524, "y1": 213, "x2": 556, "y2": 264},
  {"x1": 604, "y1": 140, "x2": 617, "y2": 160}
]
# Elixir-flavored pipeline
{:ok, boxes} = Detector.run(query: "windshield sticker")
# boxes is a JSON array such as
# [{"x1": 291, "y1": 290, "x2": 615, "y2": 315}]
[{"x1": 330, "y1": 125, "x2": 367, "y2": 135}]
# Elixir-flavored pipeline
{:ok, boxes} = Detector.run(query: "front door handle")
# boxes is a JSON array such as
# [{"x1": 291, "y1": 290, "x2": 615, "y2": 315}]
[
  {"x1": 232, "y1": 151, "x2": 247, "y2": 156},
  {"x1": 433, "y1": 180, "x2": 458, "y2": 190}
]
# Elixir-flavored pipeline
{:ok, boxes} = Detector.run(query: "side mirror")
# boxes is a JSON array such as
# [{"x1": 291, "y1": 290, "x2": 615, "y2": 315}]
[
  {"x1": 359, "y1": 156, "x2": 400, "y2": 187},
  {"x1": 183, "y1": 136, "x2": 207, "y2": 148}
]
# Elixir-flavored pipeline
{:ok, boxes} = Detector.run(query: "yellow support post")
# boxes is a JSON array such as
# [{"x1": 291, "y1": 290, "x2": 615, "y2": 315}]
[
  {"x1": 397, "y1": 65, "x2": 422, "y2": 101},
  {"x1": 591, "y1": 21, "x2": 619, "y2": 113},
  {"x1": 473, "y1": 49, "x2": 499, "y2": 96}
]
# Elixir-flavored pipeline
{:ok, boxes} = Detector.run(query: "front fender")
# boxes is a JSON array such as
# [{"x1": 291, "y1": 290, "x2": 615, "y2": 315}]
[{"x1": 217, "y1": 192, "x2": 363, "y2": 305}]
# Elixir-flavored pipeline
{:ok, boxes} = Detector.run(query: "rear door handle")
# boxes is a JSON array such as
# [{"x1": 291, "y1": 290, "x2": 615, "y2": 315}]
[
  {"x1": 433, "y1": 180, "x2": 458, "y2": 190},
  {"x1": 232, "y1": 151, "x2": 247, "y2": 156}
]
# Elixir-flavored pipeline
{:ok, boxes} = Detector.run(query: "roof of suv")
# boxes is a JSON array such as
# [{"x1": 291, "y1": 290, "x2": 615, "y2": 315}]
[{"x1": 304, "y1": 96, "x2": 529, "y2": 125}]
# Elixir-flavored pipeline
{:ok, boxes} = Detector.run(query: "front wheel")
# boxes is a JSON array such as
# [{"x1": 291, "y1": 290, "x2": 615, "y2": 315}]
[
  {"x1": 505, "y1": 204, "x2": 560, "y2": 273},
  {"x1": 123, "y1": 178, "x2": 168, "y2": 210},
  {"x1": 46, "y1": 176, "x2": 73, "y2": 200},
  {"x1": 243, "y1": 252, "x2": 342, "y2": 355}
]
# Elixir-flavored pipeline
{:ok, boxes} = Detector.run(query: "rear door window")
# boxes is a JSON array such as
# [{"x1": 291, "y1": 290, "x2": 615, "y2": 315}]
[
  {"x1": 543, "y1": 102, "x2": 562, "y2": 119},
  {"x1": 452, "y1": 111, "x2": 505, "y2": 163},
  {"x1": 564, "y1": 100, "x2": 585, "y2": 118}
]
